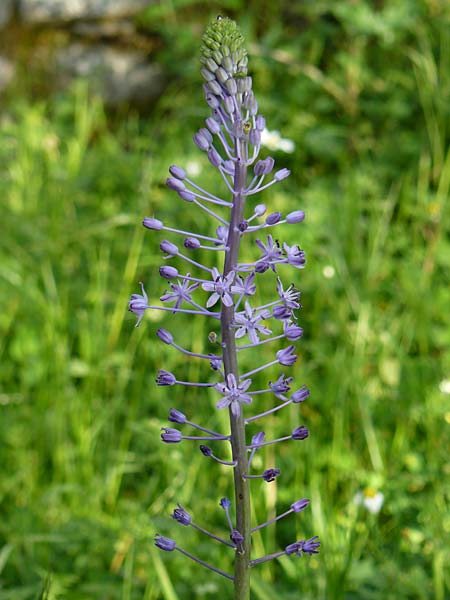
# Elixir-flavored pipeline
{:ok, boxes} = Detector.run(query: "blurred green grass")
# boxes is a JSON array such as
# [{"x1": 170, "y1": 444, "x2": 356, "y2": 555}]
[{"x1": 1, "y1": 1, "x2": 449, "y2": 598}]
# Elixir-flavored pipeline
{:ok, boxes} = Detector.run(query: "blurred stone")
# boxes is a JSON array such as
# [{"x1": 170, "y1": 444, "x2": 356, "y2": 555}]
[
  {"x1": 0, "y1": 0, "x2": 14, "y2": 28},
  {"x1": 20, "y1": 0, "x2": 151, "y2": 23},
  {"x1": 56, "y1": 43, "x2": 164, "y2": 105},
  {"x1": 71, "y1": 19, "x2": 136, "y2": 39},
  {"x1": 0, "y1": 56, "x2": 15, "y2": 92}
]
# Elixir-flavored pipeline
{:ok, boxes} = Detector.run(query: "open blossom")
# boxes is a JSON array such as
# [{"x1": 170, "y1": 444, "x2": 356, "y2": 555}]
[
  {"x1": 215, "y1": 373, "x2": 252, "y2": 416},
  {"x1": 160, "y1": 276, "x2": 199, "y2": 309},
  {"x1": 233, "y1": 301, "x2": 272, "y2": 344},
  {"x1": 202, "y1": 267, "x2": 235, "y2": 307}
]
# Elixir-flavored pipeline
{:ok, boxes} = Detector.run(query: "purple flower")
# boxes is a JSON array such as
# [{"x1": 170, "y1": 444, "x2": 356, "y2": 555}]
[
  {"x1": 156, "y1": 370, "x2": 176, "y2": 386},
  {"x1": 255, "y1": 235, "x2": 282, "y2": 269},
  {"x1": 161, "y1": 428, "x2": 182, "y2": 443},
  {"x1": 199, "y1": 445, "x2": 212, "y2": 456},
  {"x1": 291, "y1": 498, "x2": 310, "y2": 512},
  {"x1": 276, "y1": 278, "x2": 300, "y2": 309},
  {"x1": 160, "y1": 240, "x2": 179, "y2": 256},
  {"x1": 269, "y1": 374, "x2": 293, "y2": 397},
  {"x1": 250, "y1": 432, "x2": 265, "y2": 447},
  {"x1": 202, "y1": 268, "x2": 235, "y2": 308},
  {"x1": 286, "y1": 210, "x2": 305, "y2": 224},
  {"x1": 262, "y1": 468, "x2": 280, "y2": 482},
  {"x1": 171, "y1": 503, "x2": 192, "y2": 526},
  {"x1": 283, "y1": 242, "x2": 306, "y2": 268},
  {"x1": 168, "y1": 408, "x2": 187, "y2": 424},
  {"x1": 157, "y1": 328, "x2": 174, "y2": 345},
  {"x1": 129, "y1": 282, "x2": 148, "y2": 327},
  {"x1": 286, "y1": 536, "x2": 320, "y2": 556},
  {"x1": 234, "y1": 302, "x2": 271, "y2": 344},
  {"x1": 272, "y1": 305, "x2": 292, "y2": 320},
  {"x1": 154, "y1": 534, "x2": 176, "y2": 552},
  {"x1": 184, "y1": 237, "x2": 201, "y2": 249},
  {"x1": 284, "y1": 322, "x2": 303, "y2": 341},
  {"x1": 274, "y1": 168, "x2": 290, "y2": 181},
  {"x1": 266, "y1": 212, "x2": 282, "y2": 225},
  {"x1": 215, "y1": 373, "x2": 252, "y2": 416},
  {"x1": 292, "y1": 425, "x2": 309, "y2": 440},
  {"x1": 159, "y1": 266, "x2": 179, "y2": 279},
  {"x1": 291, "y1": 386, "x2": 310, "y2": 403},
  {"x1": 220, "y1": 497, "x2": 231, "y2": 510},
  {"x1": 169, "y1": 165, "x2": 186, "y2": 180},
  {"x1": 143, "y1": 217, "x2": 163, "y2": 230},
  {"x1": 277, "y1": 345, "x2": 297, "y2": 366},
  {"x1": 302, "y1": 536, "x2": 320, "y2": 555},
  {"x1": 160, "y1": 276, "x2": 199, "y2": 310},
  {"x1": 230, "y1": 529, "x2": 244, "y2": 545},
  {"x1": 231, "y1": 273, "x2": 256, "y2": 297}
]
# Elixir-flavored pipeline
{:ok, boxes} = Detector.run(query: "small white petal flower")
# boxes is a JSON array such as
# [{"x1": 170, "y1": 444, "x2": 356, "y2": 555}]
[{"x1": 354, "y1": 489, "x2": 384, "y2": 514}]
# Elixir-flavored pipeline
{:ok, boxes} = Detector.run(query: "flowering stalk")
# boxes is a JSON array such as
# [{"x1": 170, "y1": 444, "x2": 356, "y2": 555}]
[{"x1": 129, "y1": 17, "x2": 319, "y2": 599}]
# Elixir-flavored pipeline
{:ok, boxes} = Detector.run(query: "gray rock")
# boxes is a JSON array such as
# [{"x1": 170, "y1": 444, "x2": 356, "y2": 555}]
[
  {"x1": 0, "y1": 0, "x2": 14, "y2": 28},
  {"x1": 0, "y1": 56, "x2": 15, "y2": 92},
  {"x1": 57, "y1": 43, "x2": 164, "y2": 105},
  {"x1": 20, "y1": 0, "x2": 151, "y2": 23}
]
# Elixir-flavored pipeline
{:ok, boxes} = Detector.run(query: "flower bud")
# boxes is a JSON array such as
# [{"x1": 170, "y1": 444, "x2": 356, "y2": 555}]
[
  {"x1": 207, "y1": 147, "x2": 223, "y2": 167},
  {"x1": 169, "y1": 165, "x2": 186, "y2": 180},
  {"x1": 274, "y1": 168, "x2": 290, "y2": 181},
  {"x1": 161, "y1": 427, "x2": 182, "y2": 443},
  {"x1": 223, "y1": 160, "x2": 235, "y2": 175},
  {"x1": 291, "y1": 386, "x2": 310, "y2": 403},
  {"x1": 168, "y1": 408, "x2": 187, "y2": 424},
  {"x1": 157, "y1": 328, "x2": 173, "y2": 344},
  {"x1": 206, "y1": 117, "x2": 221, "y2": 134},
  {"x1": 291, "y1": 498, "x2": 310, "y2": 513},
  {"x1": 179, "y1": 190, "x2": 195, "y2": 202},
  {"x1": 171, "y1": 503, "x2": 192, "y2": 526},
  {"x1": 184, "y1": 237, "x2": 201, "y2": 249},
  {"x1": 223, "y1": 95, "x2": 235, "y2": 114},
  {"x1": 156, "y1": 370, "x2": 176, "y2": 386},
  {"x1": 262, "y1": 468, "x2": 280, "y2": 482},
  {"x1": 206, "y1": 93, "x2": 220, "y2": 108},
  {"x1": 286, "y1": 210, "x2": 305, "y2": 224},
  {"x1": 201, "y1": 67, "x2": 215, "y2": 82},
  {"x1": 254, "y1": 204, "x2": 266, "y2": 216},
  {"x1": 292, "y1": 425, "x2": 309, "y2": 440},
  {"x1": 265, "y1": 212, "x2": 281, "y2": 225},
  {"x1": 208, "y1": 80, "x2": 222, "y2": 95},
  {"x1": 225, "y1": 78, "x2": 237, "y2": 95},
  {"x1": 160, "y1": 240, "x2": 178, "y2": 256},
  {"x1": 193, "y1": 131, "x2": 210, "y2": 151},
  {"x1": 154, "y1": 534, "x2": 176, "y2": 552},
  {"x1": 166, "y1": 177, "x2": 186, "y2": 192},
  {"x1": 249, "y1": 128, "x2": 261, "y2": 146},
  {"x1": 159, "y1": 266, "x2": 178, "y2": 279},
  {"x1": 216, "y1": 67, "x2": 229, "y2": 84},
  {"x1": 255, "y1": 114, "x2": 266, "y2": 131},
  {"x1": 143, "y1": 217, "x2": 163, "y2": 230}
]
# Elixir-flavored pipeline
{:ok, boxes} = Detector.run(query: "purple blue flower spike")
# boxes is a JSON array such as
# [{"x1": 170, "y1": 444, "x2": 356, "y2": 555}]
[{"x1": 129, "y1": 16, "x2": 319, "y2": 598}]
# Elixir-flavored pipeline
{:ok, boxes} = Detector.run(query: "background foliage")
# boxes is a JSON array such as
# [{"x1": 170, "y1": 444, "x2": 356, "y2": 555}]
[{"x1": 1, "y1": 0, "x2": 449, "y2": 598}]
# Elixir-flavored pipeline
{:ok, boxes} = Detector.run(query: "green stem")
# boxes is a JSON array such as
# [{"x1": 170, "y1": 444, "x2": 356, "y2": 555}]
[{"x1": 221, "y1": 139, "x2": 251, "y2": 600}]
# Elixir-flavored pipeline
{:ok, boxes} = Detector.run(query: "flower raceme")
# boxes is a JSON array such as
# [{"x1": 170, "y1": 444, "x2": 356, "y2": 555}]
[{"x1": 129, "y1": 16, "x2": 319, "y2": 595}]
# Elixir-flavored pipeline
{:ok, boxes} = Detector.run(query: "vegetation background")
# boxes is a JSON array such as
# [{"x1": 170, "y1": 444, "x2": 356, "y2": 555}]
[{"x1": 1, "y1": 0, "x2": 449, "y2": 598}]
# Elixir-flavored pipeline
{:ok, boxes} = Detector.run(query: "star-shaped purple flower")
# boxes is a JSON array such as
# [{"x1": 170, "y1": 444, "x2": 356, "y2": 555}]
[
  {"x1": 276, "y1": 277, "x2": 300, "y2": 309},
  {"x1": 214, "y1": 373, "x2": 252, "y2": 416},
  {"x1": 202, "y1": 267, "x2": 235, "y2": 308},
  {"x1": 160, "y1": 274, "x2": 199, "y2": 309},
  {"x1": 233, "y1": 302, "x2": 271, "y2": 344},
  {"x1": 255, "y1": 235, "x2": 282, "y2": 271}
]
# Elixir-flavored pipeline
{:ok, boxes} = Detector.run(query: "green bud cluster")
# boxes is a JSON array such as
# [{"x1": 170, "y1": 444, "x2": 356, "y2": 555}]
[{"x1": 200, "y1": 16, "x2": 248, "y2": 80}]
